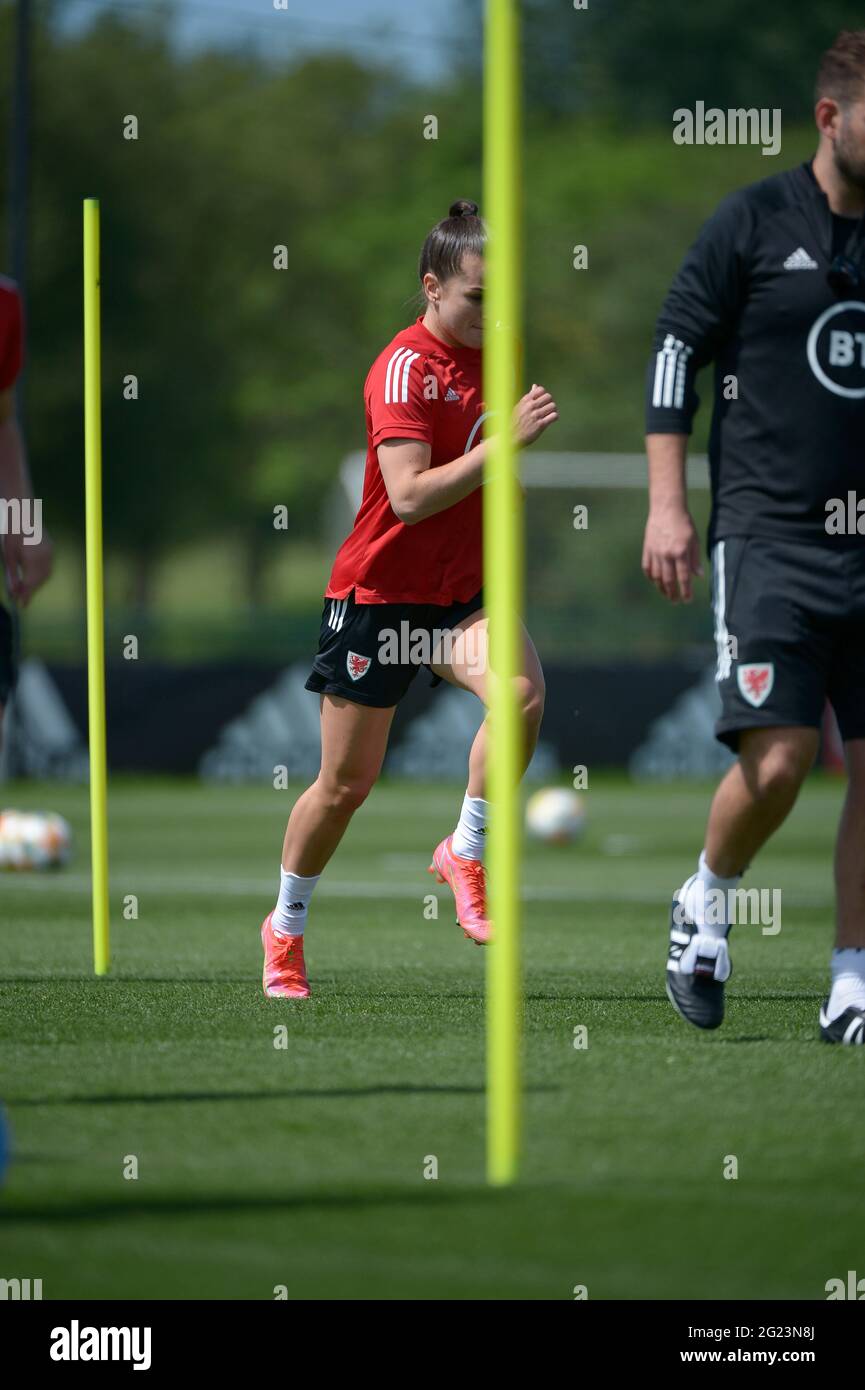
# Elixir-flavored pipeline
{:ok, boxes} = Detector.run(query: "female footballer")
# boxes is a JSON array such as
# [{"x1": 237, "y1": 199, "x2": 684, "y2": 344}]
[{"x1": 261, "y1": 200, "x2": 558, "y2": 997}]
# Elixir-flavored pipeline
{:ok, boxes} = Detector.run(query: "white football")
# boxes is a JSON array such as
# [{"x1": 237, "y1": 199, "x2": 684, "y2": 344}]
[
  {"x1": 0, "y1": 810, "x2": 72, "y2": 870},
  {"x1": 525, "y1": 787, "x2": 586, "y2": 845}
]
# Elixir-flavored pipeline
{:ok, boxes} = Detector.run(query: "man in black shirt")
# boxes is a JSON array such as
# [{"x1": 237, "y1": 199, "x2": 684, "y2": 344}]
[{"x1": 643, "y1": 30, "x2": 865, "y2": 1044}]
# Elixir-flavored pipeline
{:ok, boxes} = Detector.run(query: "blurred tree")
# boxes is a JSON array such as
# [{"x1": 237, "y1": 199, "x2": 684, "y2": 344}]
[
  {"x1": 0, "y1": 0, "x2": 849, "y2": 643},
  {"x1": 457, "y1": 0, "x2": 865, "y2": 121}
]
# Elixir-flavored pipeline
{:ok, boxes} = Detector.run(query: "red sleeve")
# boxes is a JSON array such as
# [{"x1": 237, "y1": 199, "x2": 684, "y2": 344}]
[
  {"x1": 368, "y1": 346, "x2": 434, "y2": 448},
  {"x1": 0, "y1": 283, "x2": 23, "y2": 392}
]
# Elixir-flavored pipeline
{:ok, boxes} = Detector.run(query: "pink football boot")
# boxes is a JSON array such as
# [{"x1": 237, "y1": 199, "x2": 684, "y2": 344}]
[
  {"x1": 428, "y1": 836, "x2": 493, "y2": 945},
  {"x1": 261, "y1": 911, "x2": 311, "y2": 998}
]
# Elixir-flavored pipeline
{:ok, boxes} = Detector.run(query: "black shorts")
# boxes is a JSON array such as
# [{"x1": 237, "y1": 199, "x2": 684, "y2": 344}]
[
  {"x1": 305, "y1": 588, "x2": 484, "y2": 708},
  {"x1": 711, "y1": 537, "x2": 865, "y2": 750},
  {"x1": 0, "y1": 604, "x2": 15, "y2": 706}
]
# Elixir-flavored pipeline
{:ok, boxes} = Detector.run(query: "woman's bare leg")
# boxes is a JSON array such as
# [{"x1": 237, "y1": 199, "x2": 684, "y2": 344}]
[
  {"x1": 282, "y1": 694, "x2": 396, "y2": 875},
  {"x1": 423, "y1": 610, "x2": 546, "y2": 943},
  {"x1": 429, "y1": 608, "x2": 546, "y2": 795}
]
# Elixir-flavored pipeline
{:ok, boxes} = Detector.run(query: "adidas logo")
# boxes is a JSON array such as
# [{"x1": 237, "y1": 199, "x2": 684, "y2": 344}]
[
  {"x1": 286, "y1": 902, "x2": 305, "y2": 912},
  {"x1": 445, "y1": 387, "x2": 461, "y2": 402},
  {"x1": 783, "y1": 246, "x2": 818, "y2": 270}
]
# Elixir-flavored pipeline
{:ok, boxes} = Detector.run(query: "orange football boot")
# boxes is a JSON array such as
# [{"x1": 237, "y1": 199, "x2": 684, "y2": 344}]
[
  {"x1": 261, "y1": 911, "x2": 311, "y2": 998},
  {"x1": 428, "y1": 835, "x2": 493, "y2": 945}
]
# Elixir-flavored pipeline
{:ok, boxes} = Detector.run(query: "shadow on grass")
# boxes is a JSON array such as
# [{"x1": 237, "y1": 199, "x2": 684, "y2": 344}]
[
  {"x1": 0, "y1": 977, "x2": 268, "y2": 986},
  {"x1": 729, "y1": 993, "x2": 820, "y2": 1002},
  {"x1": 715, "y1": 1035, "x2": 774, "y2": 1044},
  {"x1": 0, "y1": 978, "x2": 489, "y2": 996},
  {"x1": 0, "y1": 1183, "x2": 517, "y2": 1224},
  {"x1": 8, "y1": 1082, "x2": 560, "y2": 1108},
  {"x1": 0, "y1": 981, "x2": 824, "y2": 1005}
]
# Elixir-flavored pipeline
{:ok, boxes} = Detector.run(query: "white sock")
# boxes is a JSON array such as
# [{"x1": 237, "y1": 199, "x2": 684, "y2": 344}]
[
  {"x1": 677, "y1": 850, "x2": 742, "y2": 939},
  {"x1": 827, "y1": 948, "x2": 865, "y2": 1022},
  {"x1": 272, "y1": 867, "x2": 320, "y2": 938},
  {"x1": 451, "y1": 793, "x2": 488, "y2": 860}
]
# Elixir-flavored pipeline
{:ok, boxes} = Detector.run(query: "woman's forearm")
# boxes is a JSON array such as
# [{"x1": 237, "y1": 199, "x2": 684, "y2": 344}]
[{"x1": 398, "y1": 437, "x2": 491, "y2": 524}]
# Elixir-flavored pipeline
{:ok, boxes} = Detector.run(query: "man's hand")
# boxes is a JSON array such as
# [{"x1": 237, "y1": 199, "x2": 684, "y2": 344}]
[
  {"x1": 641, "y1": 506, "x2": 703, "y2": 603},
  {"x1": 3, "y1": 531, "x2": 54, "y2": 607}
]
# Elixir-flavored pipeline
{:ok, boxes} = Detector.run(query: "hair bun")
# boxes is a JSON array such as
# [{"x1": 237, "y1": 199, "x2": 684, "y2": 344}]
[{"x1": 449, "y1": 199, "x2": 479, "y2": 219}]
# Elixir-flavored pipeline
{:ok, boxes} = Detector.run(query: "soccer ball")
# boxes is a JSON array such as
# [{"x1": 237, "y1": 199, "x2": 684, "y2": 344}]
[
  {"x1": 525, "y1": 787, "x2": 586, "y2": 845},
  {"x1": 0, "y1": 810, "x2": 72, "y2": 870}
]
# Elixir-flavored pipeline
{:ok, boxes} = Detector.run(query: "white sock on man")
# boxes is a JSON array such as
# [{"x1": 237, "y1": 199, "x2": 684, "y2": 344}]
[
  {"x1": 827, "y1": 947, "x2": 865, "y2": 1021},
  {"x1": 272, "y1": 867, "x2": 320, "y2": 937},
  {"x1": 677, "y1": 850, "x2": 742, "y2": 939},
  {"x1": 451, "y1": 793, "x2": 489, "y2": 861}
]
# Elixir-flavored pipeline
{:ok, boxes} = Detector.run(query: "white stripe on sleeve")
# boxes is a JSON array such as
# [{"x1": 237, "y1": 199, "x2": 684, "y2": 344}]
[
  {"x1": 384, "y1": 347, "x2": 410, "y2": 406},
  {"x1": 398, "y1": 351, "x2": 420, "y2": 404}
]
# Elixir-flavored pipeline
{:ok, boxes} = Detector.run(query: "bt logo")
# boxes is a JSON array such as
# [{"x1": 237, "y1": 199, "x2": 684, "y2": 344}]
[{"x1": 807, "y1": 301, "x2": 865, "y2": 398}]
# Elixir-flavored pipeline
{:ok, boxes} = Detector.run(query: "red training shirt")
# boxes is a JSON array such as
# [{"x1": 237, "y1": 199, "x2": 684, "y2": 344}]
[
  {"x1": 0, "y1": 278, "x2": 23, "y2": 392},
  {"x1": 326, "y1": 316, "x2": 487, "y2": 605}
]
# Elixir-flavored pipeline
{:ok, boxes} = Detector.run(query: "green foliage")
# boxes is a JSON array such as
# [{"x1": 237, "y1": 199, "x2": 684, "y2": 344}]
[
  {"x1": 458, "y1": 0, "x2": 865, "y2": 119},
  {"x1": 0, "y1": 3, "x2": 844, "y2": 644}
]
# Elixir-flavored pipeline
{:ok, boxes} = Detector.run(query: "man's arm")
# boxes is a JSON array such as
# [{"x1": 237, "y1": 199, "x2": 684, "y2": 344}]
[
  {"x1": 642, "y1": 433, "x2": 702, "y2": 603},
  {"x1": 642, "y1": 189, "x2": 751, "y2": 603}
]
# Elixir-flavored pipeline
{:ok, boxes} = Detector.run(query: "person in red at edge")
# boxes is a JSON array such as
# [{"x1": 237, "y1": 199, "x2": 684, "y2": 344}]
[
  {"x1": 0, "y1": 276, "x2": 53, "y2": 743},
  {"x1": 260, "y1": 200, "x2": 559, "y2": 997}
]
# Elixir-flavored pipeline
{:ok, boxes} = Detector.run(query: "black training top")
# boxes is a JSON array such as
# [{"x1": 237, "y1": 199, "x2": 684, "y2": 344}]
[{"x1": 645, "y1": 161, "x2": 865, "y2": 548}]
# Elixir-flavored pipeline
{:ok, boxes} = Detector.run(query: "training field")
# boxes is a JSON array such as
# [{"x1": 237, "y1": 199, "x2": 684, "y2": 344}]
[{"x1": 1, "y1": 773, "x2": 862, "y2": 1301}]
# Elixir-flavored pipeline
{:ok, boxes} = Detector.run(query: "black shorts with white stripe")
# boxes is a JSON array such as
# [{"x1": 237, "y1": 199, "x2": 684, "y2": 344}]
[
  {"x1": 305, "y1": 587, "x2": 484, "y2": 708},
  {"x1": 711, "y1": 536, "x2": 865, "y2": 750}
]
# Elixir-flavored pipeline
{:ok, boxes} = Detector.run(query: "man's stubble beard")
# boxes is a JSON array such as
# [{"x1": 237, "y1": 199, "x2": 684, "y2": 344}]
[{"x1": 834, "y1": 118, "x2": 865, "y2": 194}]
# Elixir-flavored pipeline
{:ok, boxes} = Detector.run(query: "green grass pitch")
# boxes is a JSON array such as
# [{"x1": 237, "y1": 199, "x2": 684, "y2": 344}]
[{"x1": 1, "y1": 772, "x2": 863, "y2": 1300}]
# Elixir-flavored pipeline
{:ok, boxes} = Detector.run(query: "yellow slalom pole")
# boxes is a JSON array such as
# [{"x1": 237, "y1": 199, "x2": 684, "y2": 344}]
[
  {"x1": 83, "y1": 198, "x2": 110, "y2": 975},
  {"x1": 483, "y1": 0, "x2": 523, "y2": 1186}
]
